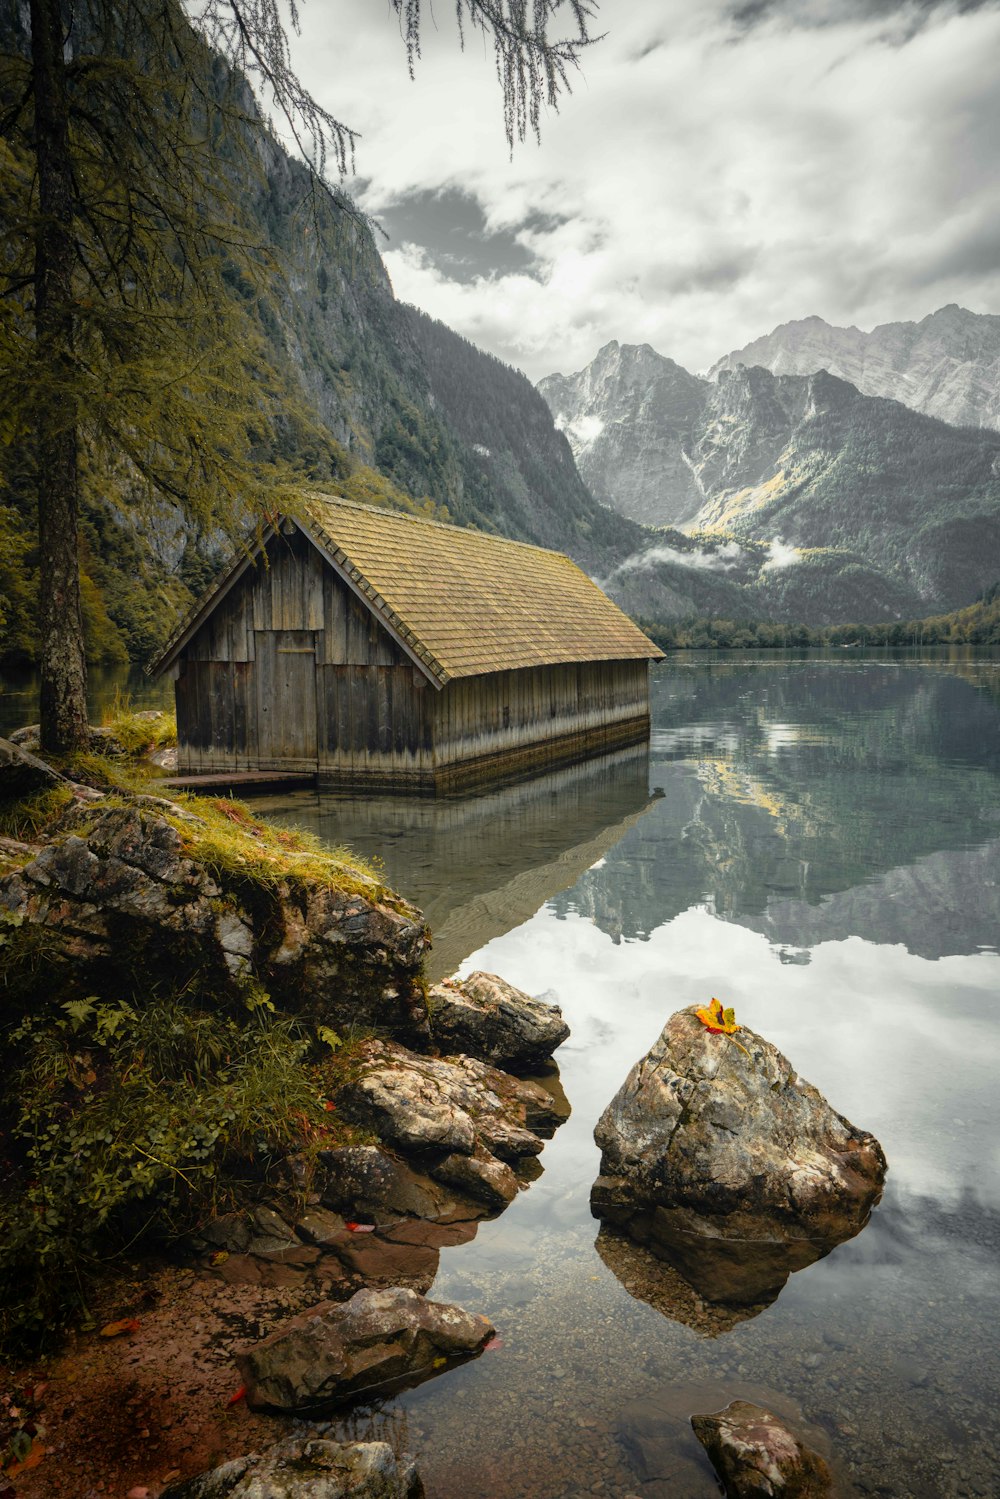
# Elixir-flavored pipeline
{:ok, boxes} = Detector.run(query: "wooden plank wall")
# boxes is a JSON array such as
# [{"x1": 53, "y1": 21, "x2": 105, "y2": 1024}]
[
  {"x1": 177, "y1": 528, "x2": 433, "y2": 780},
  {"x1": 432, "y1": 660, "x2": 650, "y2": 766}
]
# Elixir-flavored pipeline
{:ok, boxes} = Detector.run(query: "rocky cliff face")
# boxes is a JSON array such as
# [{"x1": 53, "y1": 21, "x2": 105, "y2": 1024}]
[
  {"x1": 538, "y1": 341, "x2": 709, "y2": 528},
  {"x1": 711, "y1": 305, "x2": 1000, "y2": 432},
  {"x1": 539, "y1": 341, "x2": 1000, "y2": 617}
]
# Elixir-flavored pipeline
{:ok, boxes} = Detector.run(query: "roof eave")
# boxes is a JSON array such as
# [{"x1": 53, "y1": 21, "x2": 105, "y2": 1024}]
[
  {"x1": 148, "y1": 524, "x2": 279, "y2": 677},
  {"x1": 292, "y1": 512, "x2": 446, "y2": 688}
]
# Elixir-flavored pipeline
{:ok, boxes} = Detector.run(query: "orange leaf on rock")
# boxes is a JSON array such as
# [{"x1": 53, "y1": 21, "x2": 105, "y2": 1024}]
[
  {"x1": 99, "y1": 1317, "x2": 141, "y2": 1338},
  {"x1": 694, "y1": 997, "x2": 739, "y2": 1035}
]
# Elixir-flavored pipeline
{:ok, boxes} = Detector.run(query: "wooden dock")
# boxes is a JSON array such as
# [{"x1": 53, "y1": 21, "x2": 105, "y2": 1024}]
[{"x1": 161, "y1": 769, "x2": 317, "y2": 795}]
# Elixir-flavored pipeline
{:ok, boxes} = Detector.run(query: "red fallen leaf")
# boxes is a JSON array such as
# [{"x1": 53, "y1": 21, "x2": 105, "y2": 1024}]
[
  {"x1": 226, "y1": 1385, "x2": 247, "y2": 1407},
  {"x1": 99, "y1": 1317, "x2": 141, "y2": 1338},
  {"x1": 323, "y1": 1100, "x2": 336, "y2": 1112},
  {"x1": 345, "y1": 1222, "x2": 375, "y2": 1233}
]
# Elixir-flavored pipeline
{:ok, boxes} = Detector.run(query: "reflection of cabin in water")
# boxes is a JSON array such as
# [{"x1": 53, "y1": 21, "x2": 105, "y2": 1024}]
[
  {"x1": 153, "y1": 497, "x2": 664, "y2": 793},
  {"x1": 256, "y1": 743, "x2": 661, "y2": 979}
]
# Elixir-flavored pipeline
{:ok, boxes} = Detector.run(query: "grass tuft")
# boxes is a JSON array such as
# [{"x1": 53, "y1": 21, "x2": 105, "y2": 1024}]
[
  {"x1": 167, "y1": 793, "x2": 388, "y2": 899},
  {"x1": 100, "y1": 688, "x2": 177, "y2": 755}
]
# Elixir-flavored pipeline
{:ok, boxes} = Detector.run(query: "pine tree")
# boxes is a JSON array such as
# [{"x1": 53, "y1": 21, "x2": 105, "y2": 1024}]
[{"x1": 0, "y1": 0, "x2": 598, "y2": 750}]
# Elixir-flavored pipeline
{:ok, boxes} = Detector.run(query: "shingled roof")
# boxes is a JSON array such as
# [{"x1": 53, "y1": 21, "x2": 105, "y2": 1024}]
[
  {"x1": 301, "y1": 496, "x2": 662, "y2": 684},
  {"x1": 153, "y1": 495, "x2": 663, "y2": 683}
]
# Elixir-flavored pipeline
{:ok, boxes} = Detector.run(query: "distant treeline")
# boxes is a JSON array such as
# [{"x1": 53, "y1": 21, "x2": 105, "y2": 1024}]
[{"x1": 639, "y1": 581, "x2": 1000, "y2": 650}]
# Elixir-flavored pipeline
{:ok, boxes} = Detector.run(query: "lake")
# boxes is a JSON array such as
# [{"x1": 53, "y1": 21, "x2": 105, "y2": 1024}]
[
  {"x1": 252, "y1": 651, "x2": 1000, "y2": 1499},
  {"x1": 3, "y1": 651, "x2": 998, "y2": 1497}
]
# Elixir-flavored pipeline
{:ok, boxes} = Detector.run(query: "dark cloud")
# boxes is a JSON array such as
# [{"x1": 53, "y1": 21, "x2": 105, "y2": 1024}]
[
  {"x1": 730, "y1": 0, "x2": 999, "y2": 31},
  {"x1": 645, "y1": 251, "x2": 756, "y2": 298},
  {"x1": 359, "y1": 186, "x2": 545, "y2": 283},
  {"x1": 913, "y1": 219, "x2": 1000, "y2": 287}
]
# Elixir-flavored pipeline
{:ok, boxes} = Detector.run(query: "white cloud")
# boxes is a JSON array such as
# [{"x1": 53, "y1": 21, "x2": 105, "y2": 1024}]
[
  {"x1": 762, "y1": 539, "x2": 803, "y2": 571},
  {"x1": 281, "y1": 0, "x2": 1000, "y2": 381},
  {"x1": 602, "y1": 538, "x2": 747, "y2": 585}
]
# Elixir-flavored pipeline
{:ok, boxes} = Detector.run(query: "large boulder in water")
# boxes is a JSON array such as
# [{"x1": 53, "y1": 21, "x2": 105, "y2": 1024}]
[{"x1": 591, "y1": 1006, "x2": 886, "y2": 1304}]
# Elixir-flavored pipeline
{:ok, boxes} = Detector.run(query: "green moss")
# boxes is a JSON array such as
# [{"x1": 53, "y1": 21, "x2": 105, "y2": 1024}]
[
  {"x1": 100, "y1": 690, "x2": 177, "y2": 753},
  {"x1": 167, "y1": 793, "x2": 390, "y2": 901}
]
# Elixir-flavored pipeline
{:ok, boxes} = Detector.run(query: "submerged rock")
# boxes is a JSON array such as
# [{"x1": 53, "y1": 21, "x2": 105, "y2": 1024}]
[
  {"x1": 691, "y1": 1401, "x2": 834, "y2": 1497},
  {"x1": 617, "y1": 1382, "x2": 840, "y2": 1499},
  {"x1": 592, "y1": 1006, "x2": 886, "y2": 1303},
  {"x1": 236, "y1": 1286, "x2": 494, "y2": 1411},
  {"x1": 161, "y1": 1437, "x2": 422, "y2": 1498},
  {"x1": 428, "y1": 970, "x2": 569, "y2": 1069}
]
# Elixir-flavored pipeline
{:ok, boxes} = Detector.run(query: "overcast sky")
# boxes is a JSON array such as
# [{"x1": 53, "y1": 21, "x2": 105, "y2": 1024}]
[{"x1": 282, "y1": 0, "x2": 1000, "y2": 382}]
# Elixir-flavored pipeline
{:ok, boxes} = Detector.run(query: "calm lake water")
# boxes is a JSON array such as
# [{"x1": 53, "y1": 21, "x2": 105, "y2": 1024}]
[
  {"x1": 4, "y1": 652, "x2": 999, "y2": 1497},
  {"x1": 255, "y1": 651, "x2": 1000, "y2": 1499}
]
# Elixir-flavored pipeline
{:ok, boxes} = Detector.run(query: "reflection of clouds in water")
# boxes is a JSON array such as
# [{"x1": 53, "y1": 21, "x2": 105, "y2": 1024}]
[
  {"x1": 763, "y1": 721, "x2": 831, "y2": 753},
  {"x1": 651, "y1": 724, "x2": 742, "y2": 754},
  {"x1": 462, "y1": 907, "x2": 1000, "y2": 1212}
]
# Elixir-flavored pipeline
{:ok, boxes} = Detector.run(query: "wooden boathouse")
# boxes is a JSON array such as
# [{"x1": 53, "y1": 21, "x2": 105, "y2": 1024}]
[{"x1": 152, "y1": 496, "x2": 663, "y2": 793}]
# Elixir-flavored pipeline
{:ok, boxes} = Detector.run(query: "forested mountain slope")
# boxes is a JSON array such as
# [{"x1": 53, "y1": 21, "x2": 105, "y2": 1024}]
[{"x1": 0, "y1": 8, "x2": 640, "y2": 669}]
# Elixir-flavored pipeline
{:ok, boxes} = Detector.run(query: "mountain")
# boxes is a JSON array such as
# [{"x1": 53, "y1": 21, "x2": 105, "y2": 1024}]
[
  {"x1": 538, "y1": 344, "x2": 1000, "y2": 622},
  {"x1": 710, "y1": 305, "x2": 1000, "y2": 431},
  {"x1": 537, "y1": 342, "x2": 707, "y2": 528},
  {"x1": 0, "y1": 11, "x2": 642, "y2": 670}
]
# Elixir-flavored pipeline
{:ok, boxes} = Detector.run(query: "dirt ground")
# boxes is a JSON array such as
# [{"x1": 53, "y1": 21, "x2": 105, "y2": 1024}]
[
  {"x1": 0, "y1": 1261, "x2": 337, "y2": 1499},
  {"x1": 0, "y1": 1211, "x2": 484, "y2": 1499}
]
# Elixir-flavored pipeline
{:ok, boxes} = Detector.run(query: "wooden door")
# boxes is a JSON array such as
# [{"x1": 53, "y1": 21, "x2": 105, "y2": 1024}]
[{"x1": 255, "y1": 630, "x2": 318, "y2": 767}]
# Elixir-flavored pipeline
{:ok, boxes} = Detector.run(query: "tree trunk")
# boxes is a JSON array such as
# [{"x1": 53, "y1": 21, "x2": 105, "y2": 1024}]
[{"x1": 30, "y1": 0, "x2": 88, "y2": 753}]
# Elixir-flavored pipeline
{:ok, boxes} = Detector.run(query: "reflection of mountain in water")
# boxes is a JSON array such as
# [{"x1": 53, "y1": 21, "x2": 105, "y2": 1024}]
[
  {"x1": 257, "y1": 746, "x2": 660, "y2": 980},
  {"x1": 552, "y1": 659, "x2": 1000, "y2": 960}
]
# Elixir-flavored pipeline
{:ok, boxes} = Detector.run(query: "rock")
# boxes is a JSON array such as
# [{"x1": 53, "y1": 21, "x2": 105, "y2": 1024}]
[
  {"x1": 595, "y1": 1227, "x2": 767, "y2": 1336},
  {"x1": 236, "y1": 1286, "x2": 494, "y2": 1411},
  {"x1": 319, "y1": 1144, "x2": 464, "y2": 1221},
  {"x1": 161, "y1": 1437, "x2": 422, "y2": 1497},
  {"x1": 334, "y1": 1040, "x2": 561, "y2": 1208},
  {"x1": 431, "y1": 1146, "x2": 519, "y2": 1208},
  {"x1": 428, "y1": 970, "x2": 569, "y2": 1069},
  {"x1": 691, "y1": 1401, "x2": 834, "y2": 1497},
  {"x1": 592, "y1": 1006, "x2": 886, "y2": 1304},
  {"x1": 0, "y1": 736, "x2": 68, "y2": 799},
  {"x1": 295, "y1": 1206, "x2": 347, "y2": 1245},
  {"x1": 0, "y1": 799, "x2": 429, "y2": 1043},
  {"x1": 7, "y1": 724, "x2": 40, "y2": 749}
]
